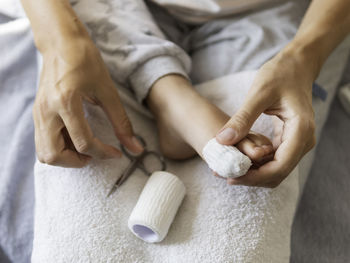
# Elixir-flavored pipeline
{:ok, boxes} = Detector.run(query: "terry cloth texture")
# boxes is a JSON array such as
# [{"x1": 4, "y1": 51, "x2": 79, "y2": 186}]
[
  {"x1": 128, "y1": 171, "x2": 186, "y2": 243},
  {"x1": 202, "y1": 138, "x2": 252, "y2": 178},
  {"x1": 32, "y1": 71, "x2": 300, "y2": 263},
  {"x1": 2, "y1": 0, "x2": 350, "y2": 261}
]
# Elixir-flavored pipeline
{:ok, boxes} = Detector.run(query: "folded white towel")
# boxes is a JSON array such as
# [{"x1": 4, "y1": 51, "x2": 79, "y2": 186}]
[
  {"x1": 128, "y1": 171, "x2": 186, "y2": 243},
  {"x1": 202, "y1": 138, "x2": 252, "y2": 178},
  {"x1": 32, "y1": 71, "x2": 300, "y2": 263}
]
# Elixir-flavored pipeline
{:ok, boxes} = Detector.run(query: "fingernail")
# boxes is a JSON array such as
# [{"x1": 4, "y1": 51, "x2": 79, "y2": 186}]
[
  {"x1": 216, "y1": 128, "x2": 236, "y2": 143},
  {"x1": 132, "y1": 136, "x2": 144, "y2": 153}
]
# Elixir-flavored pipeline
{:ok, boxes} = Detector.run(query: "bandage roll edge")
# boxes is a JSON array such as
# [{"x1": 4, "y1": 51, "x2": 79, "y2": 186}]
[{"x1": 128, "y1": 171, "x2": 186, "y2": 243}]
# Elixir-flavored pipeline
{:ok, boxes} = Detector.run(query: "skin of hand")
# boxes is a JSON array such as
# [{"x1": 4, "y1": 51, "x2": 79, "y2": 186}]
[
  {"x1": 216, "y1": 0, "x2": 350, "y2": 187},
  {"x1": 22, "y1": 0, "x2": 143, "y2": 167},
  {"x1": 217, "y1": 51, "x2": 316, "y2": 187},
  {"x1": 146, "y1": 74, "x2": 275, "y2": 168}
]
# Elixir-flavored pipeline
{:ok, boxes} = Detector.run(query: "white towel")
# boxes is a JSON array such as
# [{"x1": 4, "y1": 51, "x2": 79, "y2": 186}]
[{"x1": 32, "y1": 71, "x2": 300, "y2": 263}]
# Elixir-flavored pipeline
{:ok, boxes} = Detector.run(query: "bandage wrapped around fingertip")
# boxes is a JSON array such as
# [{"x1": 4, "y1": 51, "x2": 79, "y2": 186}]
[{"x1": 202, "y1": 138, "x2": 252, "y2": 178}]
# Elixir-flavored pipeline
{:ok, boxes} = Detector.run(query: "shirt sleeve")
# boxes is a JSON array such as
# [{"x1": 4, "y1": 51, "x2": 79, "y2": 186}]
[{"x1": 72, "y1": 0, "x2": 192, "y2": 103}]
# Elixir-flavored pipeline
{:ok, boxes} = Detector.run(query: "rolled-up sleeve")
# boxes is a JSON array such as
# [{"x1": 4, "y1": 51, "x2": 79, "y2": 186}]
[
  {"x1": 72, "y1": 0, "x2": 192, "y2": 103},
  {"x1": 129, "y1": 55, "x2": 190, "y2": 102}
]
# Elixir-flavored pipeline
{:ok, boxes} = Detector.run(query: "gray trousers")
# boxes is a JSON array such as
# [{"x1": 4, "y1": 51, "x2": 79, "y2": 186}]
[
  {"x1": 146, "y1": 0, "x2": 309, "y2": 84},
  {"x1": 72, "y1": 0, "x2": 309, "y2": 102}
]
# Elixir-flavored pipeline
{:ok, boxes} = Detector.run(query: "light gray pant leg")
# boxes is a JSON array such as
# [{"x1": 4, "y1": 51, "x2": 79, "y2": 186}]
[{"x1": 187, "y1": 0, "x2": 309, "y2": 84}]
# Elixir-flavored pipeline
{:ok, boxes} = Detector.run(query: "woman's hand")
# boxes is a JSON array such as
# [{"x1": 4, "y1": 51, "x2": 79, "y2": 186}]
[
  {"x1": 33, "y1": 37, "x2": 143, "y2": 167},
  {"x1": 216, "y1": 47, "x2": 316, "y2": 187},
  {"x1": 216, "y1": 0, "x2": 350, "y2": 188},
  {"x1": 20, "y1": 0, "x2": 143, "y2": 167}
]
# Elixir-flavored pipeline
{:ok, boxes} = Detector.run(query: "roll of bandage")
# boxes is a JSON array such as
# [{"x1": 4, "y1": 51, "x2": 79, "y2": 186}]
[
  {"x1": 128, "y1": 171, "x2": 186, "y2": 243},
  {"x1": 202, "y1": 138, "x2": 252, "y2": 178}
]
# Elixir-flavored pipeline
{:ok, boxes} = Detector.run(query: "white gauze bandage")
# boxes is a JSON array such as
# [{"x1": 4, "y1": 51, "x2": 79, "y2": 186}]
[
  {"x1": 202, "y1": 138, "x2": 252, "y2": 178},
  {"x1": 128, "y1": 171, "x2": 186, "y2": 243}
]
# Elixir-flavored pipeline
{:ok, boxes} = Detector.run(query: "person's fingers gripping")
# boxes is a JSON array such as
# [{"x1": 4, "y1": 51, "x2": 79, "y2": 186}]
[
  {"x1": 33, "y1": 104, "x2": 90, "y2": 167},
  {"x1": 227, "y1": 115, "x2": 315, "y2": 187},
  {"x1": 58, "y1": 93, "x2": 122, "y2": 159},
  {"x1": 98, "y1": 86, "x2": 144, "y2": 154},
  {"x1": 216, "y1": 89, "x2": 270, "y2": 146},
  {"x1": 236, "y1": 132, "x2": 274, "y2": 162}
]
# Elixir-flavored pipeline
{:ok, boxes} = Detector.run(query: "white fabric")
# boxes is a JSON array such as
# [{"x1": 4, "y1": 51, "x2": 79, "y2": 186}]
[
  {"x1": 150, "y1": 0, "x2": 284, "y2": 23},
  {"x1": 0, "y1": 0, "x2": 25, "y2": 18},
  {"x1": 32, "y1": 71, "x2": 300, "y2": 263},
  {"x1": 202, "y1": 138, "x2": 252, "y2": 178},
  {"x1": 128, "y1": 171, "x2": 186, "y2": 243}
]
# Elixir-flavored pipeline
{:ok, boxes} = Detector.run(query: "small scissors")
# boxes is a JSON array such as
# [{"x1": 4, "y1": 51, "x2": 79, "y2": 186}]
[{"x1": 107, "y1": 135, "x2": 166, "y2": 197}]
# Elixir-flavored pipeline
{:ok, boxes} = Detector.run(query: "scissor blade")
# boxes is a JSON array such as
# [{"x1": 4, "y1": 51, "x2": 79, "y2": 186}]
[
  {"x1": 107, "y1": 172, "x2": 125, "y2": 197},
  {"x1": 107, "y1": 159, "x2": 138, "y2": 197},
  {"x1": 107, "y1": 184, "x2": 118, "y2": 197}
]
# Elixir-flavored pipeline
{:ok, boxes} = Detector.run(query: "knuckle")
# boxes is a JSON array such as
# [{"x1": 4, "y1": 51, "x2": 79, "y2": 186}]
[
  {"x1": 33, "y1": 98, "x2": 49, "y2": 116},
  {"x1": 55, "y1": 89, "x2": 75, "y2": 107},
  {"x1": 116, "y1": 114, "x2": 133, "y2": 136},
  {"x1": 233, "y1": 110, "x2": 251, "y2": 132},
  {"x1": 298, "y1": 116, "x2": 316, "y2": 150},
  {"x1": 298, "y1": 116, "x2": 315, "y2": 134},
  {"x1": 42, "y1": 152, "x2": 59, "y2": 165}
]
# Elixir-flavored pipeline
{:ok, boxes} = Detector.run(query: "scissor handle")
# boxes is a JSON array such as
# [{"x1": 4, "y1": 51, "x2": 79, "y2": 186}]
[
  {"x1": 107, "y1": 136, "x2": 167, "y2": 197},
  {"x1": 138, "y1": 151, "x2": 167, "y2": 175}
]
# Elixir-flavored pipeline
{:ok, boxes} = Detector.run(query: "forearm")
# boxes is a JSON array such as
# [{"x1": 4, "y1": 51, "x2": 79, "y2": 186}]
[
  {"x1": 282, "y1": 0, "x2": 350, "y2": 79},
  {"x1": 21, "y1": 0, "x2": 89, "y2": 53}
]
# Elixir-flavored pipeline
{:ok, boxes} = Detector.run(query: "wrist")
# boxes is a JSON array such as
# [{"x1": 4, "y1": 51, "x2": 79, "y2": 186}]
[
  {"x1": 35, "y1": 22, "x2": 90, "y2": 55},
  {"x1": 277, "y1": 40, "x2": 323, "y2": 82},
  {"x1": 28, "y1": 0, "x2": 90, "y2": 54}
]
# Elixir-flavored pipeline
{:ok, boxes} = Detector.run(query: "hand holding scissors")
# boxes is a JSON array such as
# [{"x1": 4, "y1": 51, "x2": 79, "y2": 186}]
[{"x1": 107, "y1": 135, "x2": 166, "y2": 197}]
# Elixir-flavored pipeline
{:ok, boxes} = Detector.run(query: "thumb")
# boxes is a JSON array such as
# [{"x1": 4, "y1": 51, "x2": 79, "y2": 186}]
[{"x1": 216, "y1": 96, "x2": 266, "y2": 145}]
